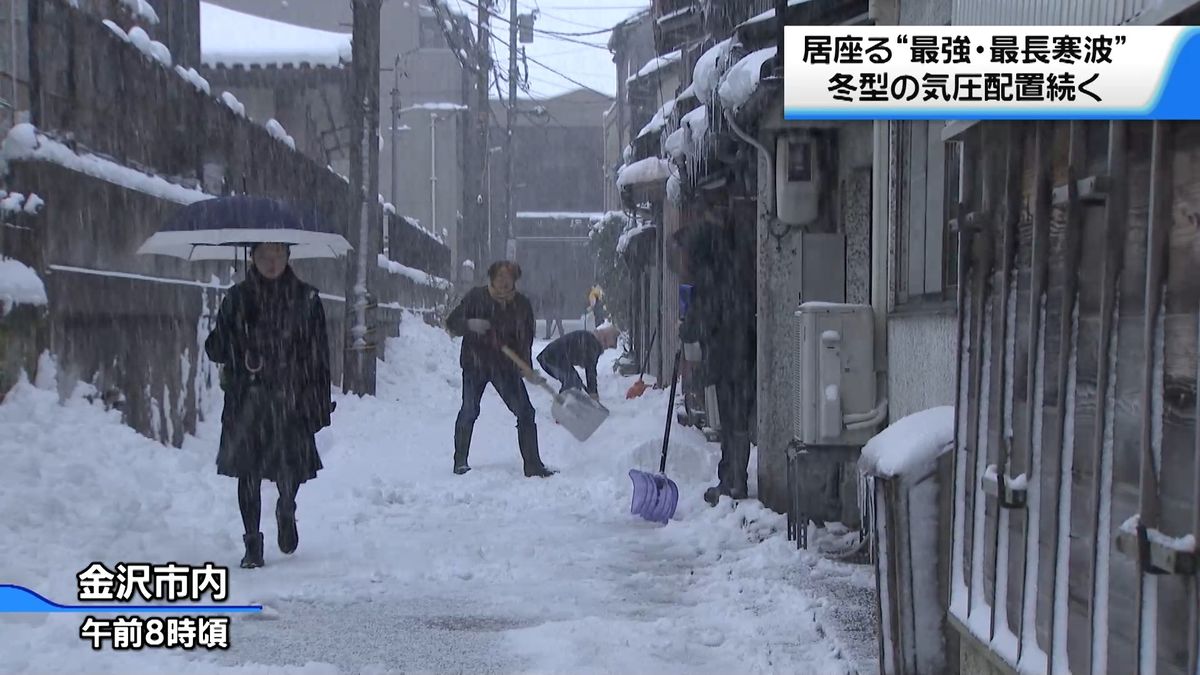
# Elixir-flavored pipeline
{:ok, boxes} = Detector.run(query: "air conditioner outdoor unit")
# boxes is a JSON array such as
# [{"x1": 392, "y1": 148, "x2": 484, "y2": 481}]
[{"x1": 793, "y1": 302, "x2": 884, "y2": 446}]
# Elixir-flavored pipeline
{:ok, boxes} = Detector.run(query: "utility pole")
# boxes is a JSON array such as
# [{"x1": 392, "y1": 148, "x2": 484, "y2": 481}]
[
  {"x1": 473, "y1": 0, "x2": 492, "y2": 270},
  {"x1": 390, "y1": 55, "x2": 401, "y2": 211},
  {"x1": 503, "y1": 0, "x2": 519, "y2": 261},
  {"x1": 343, "y1": 0, "x2": 383, "y2": 397}
]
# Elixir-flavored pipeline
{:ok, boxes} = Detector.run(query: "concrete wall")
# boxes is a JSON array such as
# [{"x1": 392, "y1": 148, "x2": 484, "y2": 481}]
[{"x1": 886, "y1": 310, "x2": 957, "y2": 421}]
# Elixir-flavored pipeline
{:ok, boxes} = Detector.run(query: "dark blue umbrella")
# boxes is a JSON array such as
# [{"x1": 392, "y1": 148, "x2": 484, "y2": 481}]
[{"x1": 136, "y1": 195, "x2": 352, "y2": 261}]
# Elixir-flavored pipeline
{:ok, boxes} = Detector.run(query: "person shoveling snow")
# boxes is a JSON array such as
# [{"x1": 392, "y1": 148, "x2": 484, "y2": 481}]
[
  {"x1": 535, "y1": 325, "x2": 620, "y2": 402},
  {"x1": 445, "y1": 260, "x2": 556, "y2": 478}
]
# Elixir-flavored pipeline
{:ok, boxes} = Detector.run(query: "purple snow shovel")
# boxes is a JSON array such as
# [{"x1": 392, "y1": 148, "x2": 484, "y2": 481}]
[{"x1": 629, "y1": 346, "x2": 682, "y2": 524}]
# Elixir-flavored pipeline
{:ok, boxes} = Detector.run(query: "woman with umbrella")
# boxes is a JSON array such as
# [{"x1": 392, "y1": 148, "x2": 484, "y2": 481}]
[{"x1": 204, "y1": 241, "x2": 334, "y2": 568}]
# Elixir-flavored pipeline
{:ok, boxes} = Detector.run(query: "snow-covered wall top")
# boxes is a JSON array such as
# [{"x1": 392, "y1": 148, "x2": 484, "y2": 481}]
[
  {"x1": 0, "y1": 257, "x2": 48, "y2": 316},
  {"x1": 377, "y1": 254, "x2": 453, "y2": 291},
  {"x1": 1, "y1": 124, "x2": 214, "y2": 206},
  {"x1": 718, "y1": 47, "x2": 778, "y2": 113},
  {"x1": 859, "y1": 406, "x2": 955, "y2": 479},
  {"x1": 199, "y1": 1, "x2": 353, "y2": 68}
]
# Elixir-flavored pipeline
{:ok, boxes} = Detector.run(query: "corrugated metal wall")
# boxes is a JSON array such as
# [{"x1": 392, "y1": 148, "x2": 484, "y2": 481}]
[{"x1": 952, "y1": 0, "x2": 1160, "y2": 25}]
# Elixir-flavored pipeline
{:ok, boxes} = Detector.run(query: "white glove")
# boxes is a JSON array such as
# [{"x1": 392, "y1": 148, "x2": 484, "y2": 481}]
[{"x1": 466, "y1": 318, "x2": 491, "y2": 334}]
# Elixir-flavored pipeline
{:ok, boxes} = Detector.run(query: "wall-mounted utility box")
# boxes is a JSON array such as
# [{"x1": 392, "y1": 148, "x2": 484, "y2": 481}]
[{"x1": 793, "y1": 302, "x2": 877, "y2": 446}]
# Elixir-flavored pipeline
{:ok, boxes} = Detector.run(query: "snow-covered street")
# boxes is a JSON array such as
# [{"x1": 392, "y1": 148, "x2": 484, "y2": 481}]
[{"x1": 0, "y1": 315, "x2": 875, "y2": 674}]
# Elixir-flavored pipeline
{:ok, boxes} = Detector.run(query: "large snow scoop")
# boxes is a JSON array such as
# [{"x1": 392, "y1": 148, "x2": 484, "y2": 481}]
[
  {"x1": 629, "y1": 347, "x2": 682, "y2": 525},
  {"x1": 500, "y1": 346, "x2": 610, "y2": 443}
]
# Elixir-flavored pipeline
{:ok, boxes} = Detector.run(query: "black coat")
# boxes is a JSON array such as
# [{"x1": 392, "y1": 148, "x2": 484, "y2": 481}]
[
  {"x1": 445, "y1": 286, "x2": 536, "y2": 372},
  {"x1": 203, "y1": 267, "x2": 331, "y2": 483},
  {"x1": 538, "y1": 330, "x2": 603, "y2": 394},
  {"x1": 680, "y1": 218, "x2": 756, "y2": 386}
]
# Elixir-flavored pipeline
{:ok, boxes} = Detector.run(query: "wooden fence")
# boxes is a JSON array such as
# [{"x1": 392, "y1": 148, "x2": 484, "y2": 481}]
[{"x1": 949, "y1": 120, "x2": 1200, "y2": 675}]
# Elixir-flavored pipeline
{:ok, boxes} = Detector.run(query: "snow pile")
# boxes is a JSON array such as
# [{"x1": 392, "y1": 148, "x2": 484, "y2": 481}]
[
  {"x1": 637, "y1": 99, "x2": 677, "y2": 140},
  {"x1": 616, "y1": 157, "x2": 671, "y2": 188},
  {"x1": 377, "y1": 254, "x2": 453, "y2": 291},
  {"x1": 200, "y1": 1, "x2": 352, "y2": 68},
  {"x1": 120, "y1": 0, "x2": 160, "y2": 24},
  {"x1": 0, "y1": 257, "x2": 48, "y2": 315},
  {"x1": 0, "y1": 190, "x2": 43, "y2": 214},
  {"x1": 859, "y1": 406, "x2": 955, "y2": 478},
  {"x1": 693, "y1": 38, "x2": 734, "y2": 106},
  {"x1": 0, "y1": 310, "x2": 876, "y2": 673},
  {"x1": 718, "y1": 46, "x2": 777, "y2": 112},
  {"x1": 220, "y1": 91, "x2": 247, "y2": 118},
  {"x1": 2, "y1": 124, "x2": 213, "y2": 205},
  {"x1": 127, "y1": 26, "x2": 173, "y2": 67},
  {"x1": 616, "y1": 223, "x2": 655, "y2": 254},
  {"x1": 265, "y1": 119, "x2": 297, "y2": 150},
  {"x1": 627, "y1": 50, "x2": 682, "y2": 85},
  {"x1": 174, "y1": 66, "x2": 211, "y2": 94}
]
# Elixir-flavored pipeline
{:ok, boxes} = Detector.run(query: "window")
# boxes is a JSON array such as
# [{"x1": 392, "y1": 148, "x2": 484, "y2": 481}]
[
  {"x1": 419, "y1": 16, "x2": 446, "y2": 49},
  {"x1": 894, "y1": 121, "x2": 958, "y2": 306}
]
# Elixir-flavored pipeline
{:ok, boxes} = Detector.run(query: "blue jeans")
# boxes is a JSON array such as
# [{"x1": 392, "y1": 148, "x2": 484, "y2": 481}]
[{"x1": 536, "y1": 351, "x2": 583, "y2": 393}]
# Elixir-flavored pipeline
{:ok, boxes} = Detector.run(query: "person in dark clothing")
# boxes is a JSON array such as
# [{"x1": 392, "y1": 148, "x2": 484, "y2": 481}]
[
  {"x1": 445, "y1": 260, "x2": 556, "y2": 478},
  {"x1": 679, "y1": 207, "x2": 757, "y2": 507},
  {"x1": 544, "y1": 286, "x2": 566, "y2": 339},
  {"x1": 536, "y1": 326, "x2": 619, "y2": 399},
  {"x1": 204, "y1": 242, "x2": 334, "y2": 569}
]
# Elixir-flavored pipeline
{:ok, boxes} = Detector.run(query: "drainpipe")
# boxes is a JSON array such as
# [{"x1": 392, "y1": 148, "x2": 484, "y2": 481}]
[
  {"x1": 430, "y1": 112, "x2": 438, "y2": 237},
  {"x1": 724, "y1": 111, "x2": 774, "y2": 213}
]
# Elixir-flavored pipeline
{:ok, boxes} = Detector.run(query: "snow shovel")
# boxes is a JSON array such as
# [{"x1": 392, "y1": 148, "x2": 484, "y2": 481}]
[
  {"x1": 625, "y1": 326, "x2": 658, "y2": 400},
  {"x1": 628, "y1": 346, "x2": 682, "y2": 525},
  {"x1": 499, "y1": 345, "x2": 610, "y2": 443}
]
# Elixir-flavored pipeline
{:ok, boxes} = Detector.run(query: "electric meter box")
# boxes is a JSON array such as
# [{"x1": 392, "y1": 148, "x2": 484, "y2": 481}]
[{"x1": 793, "y1": 302, "x2": 877, "y2": 446}]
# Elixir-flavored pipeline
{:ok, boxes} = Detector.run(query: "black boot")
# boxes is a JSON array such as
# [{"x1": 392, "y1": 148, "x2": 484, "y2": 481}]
[
  {"x1": 241, "y1": 533, "x2": 264, "y2": 569},
  {"x1": 454, "y1": 422, "x2": 473, "y2": 475},
  {"x1": 276, "y1": 501, "x2": 298, "y2": 555},
  {"x1": 518, "y1": 422, "x2": 556, "y2": 478}
]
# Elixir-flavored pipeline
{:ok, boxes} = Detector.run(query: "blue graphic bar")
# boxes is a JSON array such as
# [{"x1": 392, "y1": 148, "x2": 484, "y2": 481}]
[{"x1": 0, "y1": 584, "x2": 262, "y2": 613}]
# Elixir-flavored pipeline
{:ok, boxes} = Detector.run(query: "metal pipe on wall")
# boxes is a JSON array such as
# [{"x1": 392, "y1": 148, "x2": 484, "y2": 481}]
[{"x1": 430, "y1": 113, "x2": 438, "y2": 237}]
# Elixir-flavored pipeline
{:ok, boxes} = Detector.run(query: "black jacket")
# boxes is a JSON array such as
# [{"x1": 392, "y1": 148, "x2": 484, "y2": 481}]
[
  {"x1": 538, "y1": 330, "x2": 603, "y2": 394},
  {"x1": 681, "y1": 218, "x2": 756, "y2": 386},
  {"x1": 203, "y1": 267, "x2": 331, "y2": 481},
  {"x1": 446, "y1": 286, "x2": 536, "y2": 372}
]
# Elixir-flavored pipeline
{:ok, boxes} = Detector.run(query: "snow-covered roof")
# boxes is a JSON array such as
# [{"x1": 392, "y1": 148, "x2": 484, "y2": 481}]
[
  {"x1": 664, "y1": 127, "x2": 686, "y2": 160},
  {"x1": 626, "y1": 50, "x2": 682, "y2": 85},
  {"x1": 2, "y1": 124, "x2": 212, "y2": 205},
  {"x1": 740, "y1": 0, "x2": 817, "y2": 28},
  {"x1": 616, "y1": 157, "x2": 671, "y2": 188},
  {"x1": 859, "y1": 406, "x2": 955, "y2": 478},
  {"x1": 718, "y1": 46, "x2": 778, "y2": 113},
  {"x1": 0, "y1": 257, "x2": 48, "y2": 316},
  {"x1": 377, "y1": 254, "x2": 453, "y2": 291},
  {"x1": 692, "y1": 39, "x2": 734, "y2": 105},
  {"x1": 199, "y1": 2, "x2": 352, "y2": 69},
  {"x1": 680, "y1": 106, "x2": 709, "y2": 162},
  {"x1": 677, "y1": 83, "x2": 697, "y2": 101},
  {"x1": 636, "y1": 99, "x2": 677, "y2": 140},
  {"x1": 516, "y1": 211, "x2": 606, "y2": 220}
]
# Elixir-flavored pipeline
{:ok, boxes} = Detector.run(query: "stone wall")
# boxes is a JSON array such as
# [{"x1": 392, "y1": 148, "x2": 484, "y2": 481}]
[{"x1": 0, "y1": 0, "x2": 451, "y2": 443}]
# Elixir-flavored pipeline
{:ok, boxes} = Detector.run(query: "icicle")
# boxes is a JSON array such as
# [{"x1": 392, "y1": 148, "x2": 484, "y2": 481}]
[
  {"x1": 1093, "y1": 289, "x2": 1120, "y2": 674},
  {"x1": 1051, "y1": 298, "x2": 1080, "y2": 675},
  {"x1": 1017, "y1": 294, "x2": 1049, "y2": 673}
]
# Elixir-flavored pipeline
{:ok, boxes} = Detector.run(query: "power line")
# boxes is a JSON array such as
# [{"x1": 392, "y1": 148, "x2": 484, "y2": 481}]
[
  {"x1": 515, "y1": 0, "x2": 618, "y2": 30},
  {"x1": 491, "y1": 31, "x2": 610, "y2": 97},
  {"x1": 453, "y1": 0, "x2": 613, "y2": 49}
]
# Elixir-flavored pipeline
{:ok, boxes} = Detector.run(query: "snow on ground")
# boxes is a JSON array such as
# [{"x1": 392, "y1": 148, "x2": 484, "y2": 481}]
[{"x1": 0, "y1": 314, "x2": 875, "y2": 674}]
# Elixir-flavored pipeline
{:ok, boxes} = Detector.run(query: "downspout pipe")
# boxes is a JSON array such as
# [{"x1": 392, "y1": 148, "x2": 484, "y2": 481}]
[{"x1": 724, "y1": 110, "x2": 774, "y2": 213}]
